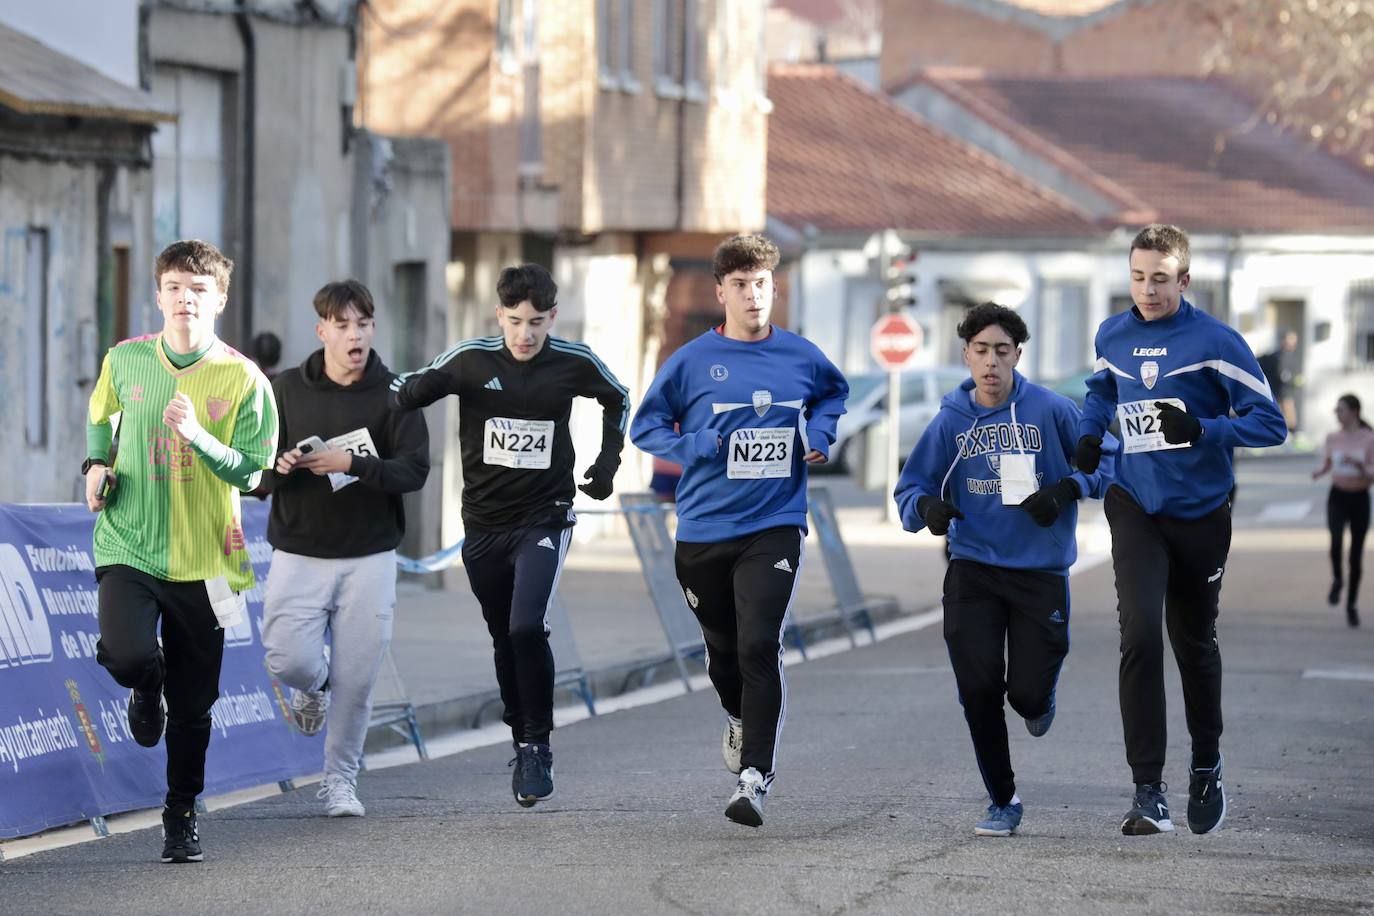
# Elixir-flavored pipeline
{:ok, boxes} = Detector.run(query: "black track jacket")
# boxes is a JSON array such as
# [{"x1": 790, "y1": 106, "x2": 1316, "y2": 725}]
[{"x1": 392, "y1": 335, "x2": 629, "y2": 533}]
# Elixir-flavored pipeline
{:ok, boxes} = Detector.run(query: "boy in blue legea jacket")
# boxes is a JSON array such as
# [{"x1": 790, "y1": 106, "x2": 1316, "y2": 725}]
[
  {"x1": 1073, "y1": 224, "x2": 1287, "y2": 838},
  {"x1": 631, "y1": 234, "x2": 848, "y2": 829},
  {"x1": 895, "y1": 302, "x2": 1116, "y2": 838}
]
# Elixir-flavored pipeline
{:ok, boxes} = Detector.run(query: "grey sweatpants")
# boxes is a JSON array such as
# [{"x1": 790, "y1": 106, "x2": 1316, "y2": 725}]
[{"x1": 262, "y1": 549, "x2": 396, "y2": 782}]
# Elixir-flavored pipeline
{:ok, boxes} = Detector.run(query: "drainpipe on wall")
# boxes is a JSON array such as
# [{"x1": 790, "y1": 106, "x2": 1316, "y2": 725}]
[{"x1": 235, "y1": 0, "x2": 257, "y2": 343}]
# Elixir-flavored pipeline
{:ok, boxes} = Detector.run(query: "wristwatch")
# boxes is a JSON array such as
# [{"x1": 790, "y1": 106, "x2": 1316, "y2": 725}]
[{"x1": 81, "y1": 457, "x2": 107, "y2": 475}]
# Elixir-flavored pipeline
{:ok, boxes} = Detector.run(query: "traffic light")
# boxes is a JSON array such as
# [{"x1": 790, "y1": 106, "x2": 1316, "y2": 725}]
[{"x1": 885, "y1": 251, "x2": 918, "y2": 310}]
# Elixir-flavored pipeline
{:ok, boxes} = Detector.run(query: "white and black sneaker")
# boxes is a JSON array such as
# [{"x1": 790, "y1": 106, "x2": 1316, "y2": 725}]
[
  {"x1": 1186, "y1": 756, "x2": 1226, "y2": 835},
  {"x1": 722, "y1": 716, "x2": 743, "y2": 775},
  {"x1": 725, "y1": 767, "x2": 766, "y2": 828},
  {"x1": 289, "y1": 688, "x2": 329, "y2": 736},
  {"x1": 1121, "y1": 781, "x2": 1174, "y2": 835}
]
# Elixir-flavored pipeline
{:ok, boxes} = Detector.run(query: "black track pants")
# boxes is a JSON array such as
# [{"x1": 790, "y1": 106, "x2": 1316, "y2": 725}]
[
  {"x1": 942, "y1": 559, "x2": 1070, "y2": 808},
  {"x1": 1327, "y1": 487, "x2": 1370, "y2": 610},
  {"x1": 462, "y1": 526, "x2": 571, "y2": 745},
  {"x1": 1105, "y1": 485, "x2": 1231, "y2": 785},
  {"x1": 95, "y1": 565, "x2": 226, "y2": 815},
  {"x1": 674, "y1": 526, "x2": 804, "y2": 787}
]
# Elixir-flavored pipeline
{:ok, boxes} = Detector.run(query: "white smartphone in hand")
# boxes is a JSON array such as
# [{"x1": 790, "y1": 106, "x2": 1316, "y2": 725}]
[{"x1": 296, "y1": 435, "x2": 327, "y2": 455}]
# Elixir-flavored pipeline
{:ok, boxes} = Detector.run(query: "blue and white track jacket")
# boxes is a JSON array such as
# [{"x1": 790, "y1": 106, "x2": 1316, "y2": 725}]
[
  {"x1": 1077, "y1": 300, "x2": 1287, "y2": 518},
  {"x1": 630, "y1": 327, "x2": 848, "y2": 543}
]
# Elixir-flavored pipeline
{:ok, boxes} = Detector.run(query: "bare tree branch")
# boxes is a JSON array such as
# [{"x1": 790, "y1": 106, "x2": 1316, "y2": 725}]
[{"x1": 1185, "y1": 0, "x2": 1374, "y2": 169}]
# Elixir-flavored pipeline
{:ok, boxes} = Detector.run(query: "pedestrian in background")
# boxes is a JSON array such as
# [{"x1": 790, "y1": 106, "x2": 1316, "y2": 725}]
[{"x1": 1312, "y1": 393, "x2": 1374, "y2": 628}]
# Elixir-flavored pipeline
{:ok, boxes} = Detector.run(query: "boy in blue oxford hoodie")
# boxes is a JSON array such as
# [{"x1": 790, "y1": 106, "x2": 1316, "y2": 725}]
[{"x1": 895, "y1": 302, "x2": 1115, "y2": 838}]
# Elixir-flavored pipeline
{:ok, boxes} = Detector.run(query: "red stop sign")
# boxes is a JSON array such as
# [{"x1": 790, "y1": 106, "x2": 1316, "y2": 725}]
[{"x1": 871, "y1": 312, "x2": 923, "y2": 370}]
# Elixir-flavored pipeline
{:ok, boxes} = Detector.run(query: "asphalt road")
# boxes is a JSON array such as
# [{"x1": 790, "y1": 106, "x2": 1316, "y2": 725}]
[{"x1": 3, "y1": 458, "x2": 1372, "y2": 914}]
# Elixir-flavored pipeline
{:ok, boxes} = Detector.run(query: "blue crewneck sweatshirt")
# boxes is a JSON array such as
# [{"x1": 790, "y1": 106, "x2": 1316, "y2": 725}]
[
  {"x1": 895, "y1": 372, "x2": 1116, "y2": 574},
  {"x1": 1078, "y1": 299, "x2": 1287, "y2": 518},
  {"x1": 630, "y1": 327, "x2": 848, "y2": 542}
]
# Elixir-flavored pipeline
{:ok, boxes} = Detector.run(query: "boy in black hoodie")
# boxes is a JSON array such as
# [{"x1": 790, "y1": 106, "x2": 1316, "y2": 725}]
[{"x1": 260, "y1": 280, "x2": 430, "y2": 817}]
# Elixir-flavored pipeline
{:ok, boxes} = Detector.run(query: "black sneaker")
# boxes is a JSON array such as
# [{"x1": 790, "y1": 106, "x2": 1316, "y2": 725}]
[
  {"x1": 1187, "y1": 757, "x2": 1227, "y2": 834},
  {"x1": 1121, "y1": 782, "x2": 1174, "y2": 835},
  {"x1": 509, "y1": 744, "x2": 553, "y2": 808},
  {"x1": 161, "y1": 809, "x2": 203, "y2": 863},
  {"x1": 1329, "y1": 580, "x2": 1342, "y2": 606},
  {"x1": 128, "y1": 688, "x2": 166, "y2": 747},
  {"x1": 1348, "y1": 606, "x2": 1360, "y2": 628}
]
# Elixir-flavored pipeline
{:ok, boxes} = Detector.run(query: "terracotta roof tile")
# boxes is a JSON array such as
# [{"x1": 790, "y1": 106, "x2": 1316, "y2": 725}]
[
  {"x1": 767, "y1": 64, "x2": 1100, "y2": 236},
  {"x1": 943, "y1": 73, "x2": 1374, "y2": 233}
]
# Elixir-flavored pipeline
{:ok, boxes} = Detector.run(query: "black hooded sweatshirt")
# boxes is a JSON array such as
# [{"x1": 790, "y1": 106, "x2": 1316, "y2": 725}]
[{"x1": 263, "y1": 349, "x2": 430, "y2": 557}]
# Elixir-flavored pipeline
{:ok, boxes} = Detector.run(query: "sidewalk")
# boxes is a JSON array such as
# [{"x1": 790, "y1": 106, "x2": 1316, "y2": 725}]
[{"x1": 371, "y1": 499, "x2": 955, "y2": 751}]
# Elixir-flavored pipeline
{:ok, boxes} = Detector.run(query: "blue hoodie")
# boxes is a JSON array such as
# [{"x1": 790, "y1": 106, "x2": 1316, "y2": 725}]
[
  {"x1": 895, "y1": 372, "x2": 1115, "y2": 574},
  {"x1": 630, "y1": 327, "x2": 848, "y2": 542},
  {"x1": 1078, "y1": 299, "x2": 1287, "y2": 518}
]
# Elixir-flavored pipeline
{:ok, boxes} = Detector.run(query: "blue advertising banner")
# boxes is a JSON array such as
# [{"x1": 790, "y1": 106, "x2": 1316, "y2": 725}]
[{"x1": 0, "y1": 500, "x2": 322, "y2": 839}]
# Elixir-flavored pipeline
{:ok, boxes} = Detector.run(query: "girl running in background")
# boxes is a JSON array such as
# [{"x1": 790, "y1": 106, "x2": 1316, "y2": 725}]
[{"x1": 1313, "y1": 393, "x2": 1374, "y2": 628}]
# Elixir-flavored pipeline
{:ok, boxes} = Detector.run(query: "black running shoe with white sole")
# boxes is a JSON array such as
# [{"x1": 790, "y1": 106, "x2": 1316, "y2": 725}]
[
  {"x1": 128, "y1": 688, "x2": 166, "y2": 748},
  {"x1": 510, "y1": 744, "x2": 553, "y2": 808},
  {"x1": 161, "y1": 809, "x2": 203, "y2": 863},
  {"x1": 1186, "y1": 757, "x2": 1226, "y2": 835},
  {"x1": 725, "y1": 767, "x2": 765, "y2": 827},
  {"x1": 1121, "y1": 782, "x2": 1174, "y2": 835}
]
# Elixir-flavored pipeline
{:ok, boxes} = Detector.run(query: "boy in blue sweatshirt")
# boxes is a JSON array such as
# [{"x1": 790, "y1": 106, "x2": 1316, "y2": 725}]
[
  {"x1": 630, "y1": 234, "x2": 848, "y2": 827},
  {"x1": 1074, "y1": 224, "x2": 1287, "y2": 837},
  {"x1": 895, "y1": 302, "x2": 1114, "y2": 837}
]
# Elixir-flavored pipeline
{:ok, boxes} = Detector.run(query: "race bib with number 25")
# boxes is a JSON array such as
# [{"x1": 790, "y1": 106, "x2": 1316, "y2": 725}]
[{"x1": 1117, "y1": 398, "x2": 1190, "y2": 454}]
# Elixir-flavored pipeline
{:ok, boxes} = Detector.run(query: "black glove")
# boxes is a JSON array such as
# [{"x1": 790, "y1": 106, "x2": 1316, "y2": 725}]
[
  {"x1": 1018, "y1": 477, "x2": 1081, "y2": 527},
  {"x1": 916, "y1": 495, "x2": 965, "y2": 536},
  {"x1": 577, "y1": 465, "x2": 614, "y2": 500},
  {"x1": 1155, "y1": 401, "x2": 1202, "y2": 444},
  {"x1": 1074, "y1": 434, "x2": 1103, "y2": 473}
]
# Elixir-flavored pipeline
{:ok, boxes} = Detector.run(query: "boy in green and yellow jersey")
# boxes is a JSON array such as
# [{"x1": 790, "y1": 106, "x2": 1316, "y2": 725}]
[{"x1": 83, "y1": 239, "x2": 277, "y2": 864}]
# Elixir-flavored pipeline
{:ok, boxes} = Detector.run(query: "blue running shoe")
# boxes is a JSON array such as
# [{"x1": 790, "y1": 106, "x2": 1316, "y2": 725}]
[
  {"x1": 1187, "y1": 756, "x2": 1226, "y2": 835},
  {"x1": 1121, "y1": 782, "x2": 1173, "y2": 835},
  {"x1": 1025, "y1": 692, "x2": 1056, "y2": 737},
  {"x1": 509, "y1": 743, "x2": 554, "y2": 808},
  {"x1": 974, "y1": 801, "x2": 1024, "y2": 837}
]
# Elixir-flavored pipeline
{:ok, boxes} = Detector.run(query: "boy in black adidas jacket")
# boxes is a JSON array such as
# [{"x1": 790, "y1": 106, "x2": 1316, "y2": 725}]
[{"x1": 393, "y1": 263, "x2": 629, "y2": 808}]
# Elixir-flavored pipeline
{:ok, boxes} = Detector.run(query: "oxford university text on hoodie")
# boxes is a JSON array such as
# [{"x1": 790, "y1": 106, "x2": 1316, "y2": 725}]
[
  {"x1": 1078, "y1": 299, "x2": 1288, "y2": 518},
  {"x1": 895, "y1": 372, "x2": 1116, "y2": 575},
  {"x1": 392, "y1": 335, "x2": 629, "y2": 533},
  {"x1": 262, "y1": 349, "x2": 430, "y2": 558},
  {"x1": 629, "y1": 327, "x2": 848, "y2": 543}
]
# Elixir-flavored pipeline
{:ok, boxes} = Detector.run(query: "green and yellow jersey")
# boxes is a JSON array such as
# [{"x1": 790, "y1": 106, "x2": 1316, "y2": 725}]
[{"x1": 88, "y1": 334, "x2": 278, "y2": 591}]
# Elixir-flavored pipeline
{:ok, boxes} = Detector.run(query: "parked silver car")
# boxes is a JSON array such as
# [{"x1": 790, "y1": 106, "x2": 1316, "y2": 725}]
[{"x1": 824, "y1": 367, "x2": 970, "y2": 474}]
